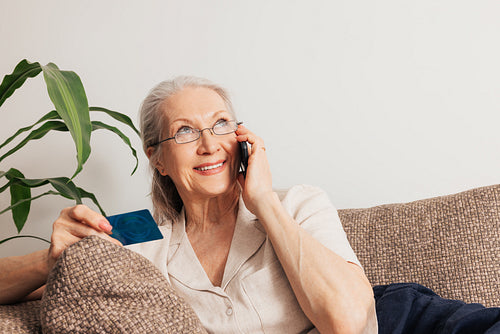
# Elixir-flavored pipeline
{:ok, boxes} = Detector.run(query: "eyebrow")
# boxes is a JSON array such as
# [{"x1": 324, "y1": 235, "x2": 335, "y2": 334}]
[{"x1": 169, "y1": 110, "x2": 229, "y2": 128}]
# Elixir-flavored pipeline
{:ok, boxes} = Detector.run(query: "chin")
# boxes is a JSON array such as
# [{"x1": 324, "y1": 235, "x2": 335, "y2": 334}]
[{"x1": 195, "y1": 175, "x2": 238, "y2": 198}]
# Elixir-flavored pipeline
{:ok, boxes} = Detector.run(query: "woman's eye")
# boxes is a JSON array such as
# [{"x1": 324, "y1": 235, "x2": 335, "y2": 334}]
[
  {"x1": 214, "y1": 119, "x2": 228, "y2": 127},
  {"x1": 177, "y1": 126, "x2": 194, "y2": 134}
]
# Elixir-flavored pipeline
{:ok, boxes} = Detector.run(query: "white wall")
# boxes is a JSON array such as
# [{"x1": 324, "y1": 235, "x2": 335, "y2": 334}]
[{"x1": 1, "y1": 0, "x2": 499, "y2": 257}]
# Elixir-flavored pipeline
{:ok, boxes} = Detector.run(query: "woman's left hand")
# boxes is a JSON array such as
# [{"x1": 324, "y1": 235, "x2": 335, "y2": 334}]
[{"x1": 235, "y1": 124, "x2": 274, "y2": 215}]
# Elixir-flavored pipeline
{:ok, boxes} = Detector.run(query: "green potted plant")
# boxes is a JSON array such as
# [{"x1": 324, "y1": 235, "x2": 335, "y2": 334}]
[{"x1": 0, "y1": 59, "x2": 140, "y2": 245}]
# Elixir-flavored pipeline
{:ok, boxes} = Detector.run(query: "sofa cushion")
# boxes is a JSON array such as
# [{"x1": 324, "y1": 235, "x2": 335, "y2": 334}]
[
  {"x1": 0, "y1": 300, "x2": 41, "y2": 333},
  {"x1": 339, "y1": 184, "x2": 500, "y2": 307},
  {"x1": 40, "y1": 235, "x2": 207, "y2": 333}
]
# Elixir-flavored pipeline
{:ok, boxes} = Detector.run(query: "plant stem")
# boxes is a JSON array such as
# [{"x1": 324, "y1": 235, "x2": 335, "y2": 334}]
[{"x1": 0, "y1": 235, "x2": 51, "y2": 245}]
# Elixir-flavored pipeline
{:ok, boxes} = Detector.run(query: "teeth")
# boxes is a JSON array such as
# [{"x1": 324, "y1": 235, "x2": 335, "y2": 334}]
[{"x1": 196, "y1": 162, "x2": 223, "y2": 171}]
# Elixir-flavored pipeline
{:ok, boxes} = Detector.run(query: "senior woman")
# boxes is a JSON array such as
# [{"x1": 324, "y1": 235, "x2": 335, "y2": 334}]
[{"x1": 0, "y1": 76, "x2": 376, "y2": 333}]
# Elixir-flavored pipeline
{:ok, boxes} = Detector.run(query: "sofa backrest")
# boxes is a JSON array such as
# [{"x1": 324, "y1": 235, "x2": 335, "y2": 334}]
[{"x1": 339, "y1": 184, "x2": 500, "y2": 307}]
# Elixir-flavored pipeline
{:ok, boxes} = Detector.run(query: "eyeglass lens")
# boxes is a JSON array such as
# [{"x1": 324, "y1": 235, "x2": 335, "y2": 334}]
[{"x1": 175, "y1": 120, "x2": 238, "y2": 144}]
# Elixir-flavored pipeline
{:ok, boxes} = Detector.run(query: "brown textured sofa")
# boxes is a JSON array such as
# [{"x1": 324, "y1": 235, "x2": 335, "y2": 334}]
[
  {"x1": 1, "y1": 184, "x2": 499, "y2": 332},
  {"x1": 339, "y1": 183, "x2": 499, "y2": 308}
]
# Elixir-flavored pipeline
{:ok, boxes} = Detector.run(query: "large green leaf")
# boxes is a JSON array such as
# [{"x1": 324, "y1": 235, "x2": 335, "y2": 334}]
[
  {"x1": 92, "y1": 121, "x2": 139, "y2": 175},
  {"x1": 1, "y1": 174, "x2": 105, "y2": 218},
  {"x1": 6, "y1": 175, "x2": 49, "y2": 188},
  {"x1": 77, "y1": 187, "x2": 106, "y2": 216},
  {"x1": 42, "y1": 63, "x2": 91, "y2": 179},
  {"x1": 45, "y1": 178, "x2": 82, "y2": 202},
  {"x1": 15, "y1": 176, "x2": 82, "y2": 203},
  {"x1": 0, "y1": 59, "x2": 42, "y2": 108},
  {"x1": 0, "y1": 118, "x2": 139, "y2": 174},
  {"x1": 0, "y1": 172, "x2": 88, "y2": 233},
  {"x1": 0, "y1": 121, "x2": 68, "y2": 163},
  {"x1": 5, "y1": 168, "x2": 31, "y2": 232},
  {"x1": 0, "y1": 110, "x2": 60, "y2": 151},
  {"x1": 1, "y1": 169, "x2": 83, "y2": 202},
  {"x1": 90, "y1": 106, "x2": 140, "y2": 136},
  {"x1": 0, "y1": 190, "x2": 62, "y2": 216},
  {"x1": 0, "y1": 180, "x2": 10, "y2": 193},
  {"x1": 0, "y1": 171, "x2": 8, "y2": 193}
]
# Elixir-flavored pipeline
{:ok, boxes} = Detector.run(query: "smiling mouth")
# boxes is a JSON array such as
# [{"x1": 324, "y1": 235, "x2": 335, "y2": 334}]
[{"x1": 194, "y1": 161, "x2": 225, "y2": 171}]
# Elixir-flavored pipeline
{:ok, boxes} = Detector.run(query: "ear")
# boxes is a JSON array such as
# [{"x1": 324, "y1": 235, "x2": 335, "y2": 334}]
[{"x1": 146, "y1": 146, "x2": 168, "y2": 176}]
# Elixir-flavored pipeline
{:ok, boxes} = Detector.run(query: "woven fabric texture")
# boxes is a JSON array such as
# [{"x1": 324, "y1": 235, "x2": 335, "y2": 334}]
[
  {"x1": 339, "y1": 184, "x2": 500, "y2": 307},
  {"x1": 0, "y1": 300, "x2": 41, "y2": 333},
  {"x1": 40, "y1": 235, "x2": 207, "y2": 334}
]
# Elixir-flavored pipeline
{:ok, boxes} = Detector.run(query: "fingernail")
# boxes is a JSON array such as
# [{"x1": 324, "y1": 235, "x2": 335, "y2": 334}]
[{"x1": 99, "y1": 220, "x2": 112, "y2": 232}]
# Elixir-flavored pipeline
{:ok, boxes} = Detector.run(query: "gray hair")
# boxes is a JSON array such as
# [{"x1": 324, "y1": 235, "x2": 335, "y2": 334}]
[{"x1": 139, "y1": 76, "x2": 236, "y2": 223}]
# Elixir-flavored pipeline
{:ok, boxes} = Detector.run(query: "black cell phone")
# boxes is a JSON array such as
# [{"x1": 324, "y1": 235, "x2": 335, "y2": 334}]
[{"x1": 239, "y1": 141, "x2": 249, "y2": 178}]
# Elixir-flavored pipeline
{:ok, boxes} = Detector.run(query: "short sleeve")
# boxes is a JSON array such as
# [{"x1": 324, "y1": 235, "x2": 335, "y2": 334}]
[{"x1": 278, "y1": 184, "x2": 361, "y2": 268}]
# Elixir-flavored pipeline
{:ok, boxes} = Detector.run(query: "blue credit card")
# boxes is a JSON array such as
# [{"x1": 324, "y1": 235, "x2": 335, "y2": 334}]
[{"x1": 107, "y1": 209, "x2": 163, "y2": 246}]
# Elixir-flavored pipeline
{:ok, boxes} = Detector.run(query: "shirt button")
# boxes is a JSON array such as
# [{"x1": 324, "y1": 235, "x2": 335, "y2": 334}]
[{"x1": 226, "y1": 307, "x2": 233, "y2": 316}]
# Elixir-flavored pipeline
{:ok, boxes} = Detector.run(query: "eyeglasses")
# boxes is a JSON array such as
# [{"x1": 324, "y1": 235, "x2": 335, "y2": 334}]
[{"x1": 151, "y1": 120, "x2": 242, "y2": 145}]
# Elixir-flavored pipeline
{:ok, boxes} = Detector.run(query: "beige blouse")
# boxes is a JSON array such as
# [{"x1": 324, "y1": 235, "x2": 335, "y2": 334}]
[{"x1": 127, "y1": 184, "x2": 361, "y2": 334}]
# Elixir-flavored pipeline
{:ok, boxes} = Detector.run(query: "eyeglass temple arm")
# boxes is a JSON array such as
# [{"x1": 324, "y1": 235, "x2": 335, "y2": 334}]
[{"x1": 151, "y1": 136, "x2": 174, "y2": 147}]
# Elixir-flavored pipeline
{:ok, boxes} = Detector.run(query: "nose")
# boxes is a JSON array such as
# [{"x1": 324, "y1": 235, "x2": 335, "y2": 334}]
[
  {"x1": 196, "y1": 127, "x2": 218, "y2": 154},
  {"x1": 199, "y1": 127, "x2": 214, "y2": 136}
]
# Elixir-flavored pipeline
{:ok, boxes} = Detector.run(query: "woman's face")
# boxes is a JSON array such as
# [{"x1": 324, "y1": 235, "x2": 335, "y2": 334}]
[{"x1": 154, "y1": 86, "x2": 240, "y2": 201}]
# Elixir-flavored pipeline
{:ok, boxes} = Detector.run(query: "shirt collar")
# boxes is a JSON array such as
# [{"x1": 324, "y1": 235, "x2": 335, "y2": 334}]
[
  {"x1": 221, "y1": 195, "x2": 266, "y2": 288},
  {"x1": 167, "y1": 195, "x2": 267, "y2": 291}
]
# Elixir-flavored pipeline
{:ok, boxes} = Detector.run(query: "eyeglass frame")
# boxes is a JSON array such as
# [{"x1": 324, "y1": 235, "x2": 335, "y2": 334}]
[{"x1": 150, "y1": 120, "x2": 243, "y2": 146}]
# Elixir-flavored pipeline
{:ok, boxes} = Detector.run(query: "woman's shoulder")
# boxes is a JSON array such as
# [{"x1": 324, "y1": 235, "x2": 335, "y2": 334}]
[
  {"x1": 275, "y1": 184, "x2": 332, "y2": 206},
  {"x1": 274, "y1": 184, "x2": 326, "y2": 200},
  {"x1": 274, "y1": 184, "x2": 337, "y2": 219}
]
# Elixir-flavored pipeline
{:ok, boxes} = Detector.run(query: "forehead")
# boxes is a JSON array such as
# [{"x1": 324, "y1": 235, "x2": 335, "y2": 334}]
[{"x1": 161, "y1": 86, "x2": 228, "y2": 124}]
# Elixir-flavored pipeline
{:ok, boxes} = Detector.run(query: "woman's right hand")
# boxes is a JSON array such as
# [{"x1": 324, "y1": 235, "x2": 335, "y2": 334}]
[{"x1": 47, "y1": 204, "x2": 122, "y2": 271}]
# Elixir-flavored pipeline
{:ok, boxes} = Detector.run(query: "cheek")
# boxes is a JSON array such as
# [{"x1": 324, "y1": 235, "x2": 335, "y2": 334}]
[
  {"x1": 222, "y1": 137, "x2": 238, "y2": 157},
  {"x1": 224, "y1": 140, "x2": 240, "y2": 171},
  {"x1": 161, "y1": 148, "x2": 188, "y2": 176}
]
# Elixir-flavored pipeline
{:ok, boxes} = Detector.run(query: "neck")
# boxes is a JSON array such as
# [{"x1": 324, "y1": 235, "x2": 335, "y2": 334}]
[{"x1": 183, "y1": 185, "x2": 240, "y2": 234}]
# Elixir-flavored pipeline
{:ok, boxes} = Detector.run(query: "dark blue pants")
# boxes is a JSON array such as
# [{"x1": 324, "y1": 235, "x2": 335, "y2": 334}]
[{"x1": 374, "y1": 283, "x2": 500, "y2": 334}]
